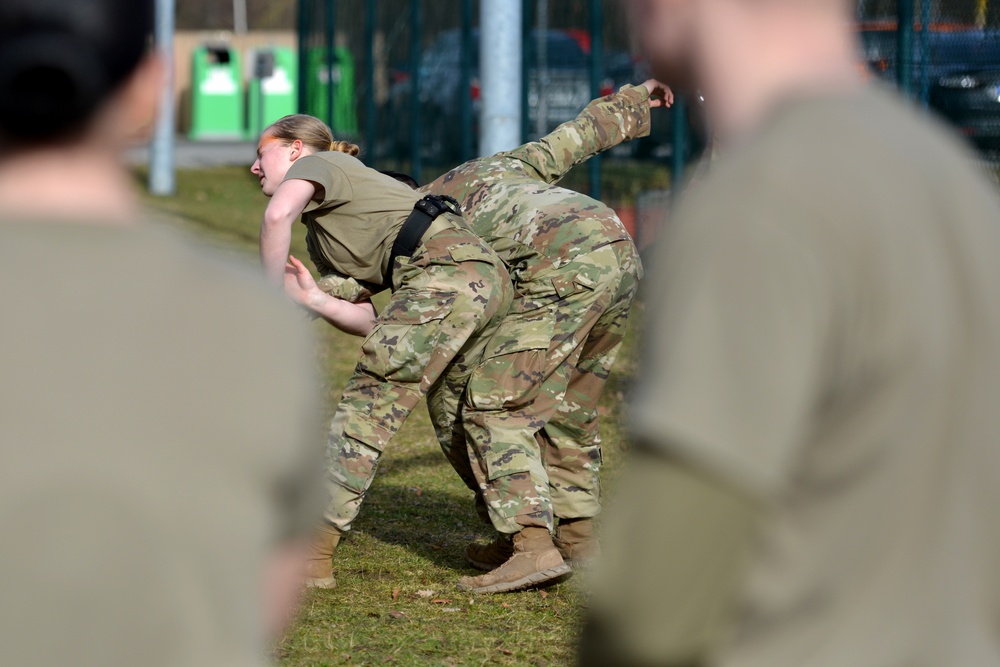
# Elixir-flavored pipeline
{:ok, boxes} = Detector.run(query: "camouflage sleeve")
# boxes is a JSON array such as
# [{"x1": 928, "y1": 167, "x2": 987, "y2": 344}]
[
  {"x1": 497, "y1": 84, "x2": 653, "y2": 185},
  {"x1": 315, "y1": 271, "x2": 383, "y2": 303}
]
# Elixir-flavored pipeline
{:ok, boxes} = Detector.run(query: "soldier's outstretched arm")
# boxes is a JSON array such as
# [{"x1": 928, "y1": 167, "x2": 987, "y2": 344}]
[{"x1": 498, "y1": 80, "x2": 671, "y2": 185}]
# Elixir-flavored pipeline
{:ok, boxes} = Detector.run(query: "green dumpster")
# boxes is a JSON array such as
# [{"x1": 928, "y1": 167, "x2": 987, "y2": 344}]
[
  {"x1": 189, "y1": 45, "x2": 244, "y2": 140},
  {"x1": 246, "y1": 48, "x2": 298, "y2": 139},
  {"x1": 306, "y1": 46, "x2": 358, "y2": 135}
]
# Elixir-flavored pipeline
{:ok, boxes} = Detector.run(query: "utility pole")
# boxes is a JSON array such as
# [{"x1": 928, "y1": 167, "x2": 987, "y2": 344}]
[
  {"x1": 149, "y1": 0, "x2": 176, "y2": 196},
  {"x1": 233, "y1": 0, "x2": 248, "y2": 35},
  {"x1": 480, "y1": 0, "x2": 523, "y2": 156}
]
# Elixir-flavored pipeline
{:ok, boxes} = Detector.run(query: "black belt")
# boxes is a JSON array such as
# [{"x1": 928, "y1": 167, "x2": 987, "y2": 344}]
[{"x1": 385, "y1": 194, "x2": 461, "y2": 285}]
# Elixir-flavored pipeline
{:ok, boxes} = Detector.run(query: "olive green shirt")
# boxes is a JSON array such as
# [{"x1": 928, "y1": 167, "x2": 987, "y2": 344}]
[
  {"x1": 285, "y1": 152, "x2": 421, "y2": 285},
  {"x1": 0, "y1": 220, "x2": 321, "y2": 667},
  {"x1": 633, "y1": 86, "x2": 1000, "y2": 666}
]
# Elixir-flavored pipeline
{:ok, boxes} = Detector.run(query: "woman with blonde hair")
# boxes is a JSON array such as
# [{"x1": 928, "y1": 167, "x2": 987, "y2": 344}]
[{"x1": 252, "y1": 114, "x2": 526, "y2": 590}]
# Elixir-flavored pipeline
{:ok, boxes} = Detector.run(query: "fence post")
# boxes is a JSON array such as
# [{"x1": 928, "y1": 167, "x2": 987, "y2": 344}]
[
  {"x1": 460, "y1": 0, "x2": 475, "y2": 161},
  {"x1": 588, "y1": 0, "x2": 603, "y2": 200},
  {"x1": 365, "y1": 0, "x2": 377, "y2": 162},
  {"x1": 297, "y1": 0, "x2": 309, "y2": 113},
  {"x1": 324, "y1": 0, "x2": 337, "y2": 130},
  {"x1": 410, "y1": 0, "x2": 422, "y2": 182},
  {"x1": 898, "y1": 0, "x2": 915, "y2": 95},
  {"x1": 919, "y1": 0, "x2": 931, "y2": 106},
  {"x1": 521, "y1": 0, "x2": 533, "y2": 144},
  {"x1": 671, "y1": 95, "x2": 687, "y2": 193}
]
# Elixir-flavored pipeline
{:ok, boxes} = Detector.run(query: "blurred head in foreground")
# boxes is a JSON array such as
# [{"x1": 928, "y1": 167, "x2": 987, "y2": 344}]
[
  {"x1": 0, "y1": 2, "x2": 322, "y2": 666},
  {"x1": 583, "y1": 1, "x2": 1000, "y2": 666}
]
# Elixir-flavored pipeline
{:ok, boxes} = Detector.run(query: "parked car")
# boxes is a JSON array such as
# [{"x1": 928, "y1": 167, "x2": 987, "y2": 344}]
[
  {"x1": 386, "y1": 29, "x2": 593, "y2": 163},
  {"x1": 931, "y1": 67, "x2": 1000, "y2": 149},
  {"x1": 859, "y1": 28, "x2": 1000, "y2": 149}
]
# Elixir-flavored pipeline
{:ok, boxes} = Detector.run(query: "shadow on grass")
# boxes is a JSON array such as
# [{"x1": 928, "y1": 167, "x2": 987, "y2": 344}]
[{"x1": 355, "y1": 479, "x2": 490, "y2": 572}]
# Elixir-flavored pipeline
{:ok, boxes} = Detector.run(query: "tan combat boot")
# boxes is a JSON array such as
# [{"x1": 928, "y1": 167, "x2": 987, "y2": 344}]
[
  {"x1": 464, "y1": 533, "x2": 514, "y2": 571},
  {"x1": 553, "y1": 518, "x2": 600, "y2": 569},
  {"x1": 305, "y1": 525, "x2": 341, "y2": 589},
  {"x1": 457, "y1": 527, "x2": 572, "y2": 594}
]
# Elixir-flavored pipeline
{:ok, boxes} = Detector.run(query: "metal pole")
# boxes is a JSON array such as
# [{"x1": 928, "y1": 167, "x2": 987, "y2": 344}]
[
  {"x1": 149, "y1": 0, "x2": 176, "y2": 196},
  {"x1": 480, "y1": 0, "x2": 523, "y2": 156},
  {"x1": 671, "y1": 95, "x2": 687, "y2": 194},
  {"x1": 521, "y1": 0, "x2": 533, "y2": 144},
  {"x1": 898, "y1": 0, "x2": 915, "y2": 95},
  {"x1": 233, "y1": 0, "x2": 248, "y2": 34},
  {"x1": 919, "y1": 0, "x2": 931, "y2": 107},
  {"x1": 460, "y1": 0, "x2": 475, "y2": 161},
  {"x1": 409, "y1": 0, "x2": 422, "y2": 182},
  {"x1": 535, "y1": 0, "x2": 548, "y2": 138},
  {"x1": 365, "y1": 0, "x2": 378, "y2": 161},
  {"x1": 588, "y1": 0, "x2": 602, "y2": 200},
  {"x1": 297, "y1": 0, "x2": 309, "y2": 113},
  {"x1": 325, "y1": 0, "x2": 336, "y2": 131}
]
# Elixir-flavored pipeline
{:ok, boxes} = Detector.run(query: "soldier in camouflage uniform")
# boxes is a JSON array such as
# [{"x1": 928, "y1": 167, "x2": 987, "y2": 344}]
[
  {"x1": 321, "y1": 81, "x2": 670, "y2": 593},
  {"x1": 429, "y1": 82, "x2": 669, "y2": 593},
  {"x1": 254, "y1": 115, "x2": 513, "y2": 591}
]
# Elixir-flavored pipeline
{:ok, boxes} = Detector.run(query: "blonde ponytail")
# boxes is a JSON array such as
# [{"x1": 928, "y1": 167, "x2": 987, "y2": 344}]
[
  {"x1": 264, "y1": 114, "x2": 361, "y2": 157},
  {"x1": 329, "y1": 140, "x2": 361, "y2": 157}
]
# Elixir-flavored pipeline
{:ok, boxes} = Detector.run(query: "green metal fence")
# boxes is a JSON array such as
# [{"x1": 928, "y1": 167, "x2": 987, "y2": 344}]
[{"x1": 296, "y1": 0, "x2": 1000, "y2": 189}]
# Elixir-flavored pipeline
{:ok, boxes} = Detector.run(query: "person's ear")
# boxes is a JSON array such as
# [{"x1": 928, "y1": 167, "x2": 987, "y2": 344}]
[
  {"x1": 118, "y1": 54, "x2": 166, "y2": 143},
  {"x1": 289, "y1": 140, "x2": 304, "y2": 161}
]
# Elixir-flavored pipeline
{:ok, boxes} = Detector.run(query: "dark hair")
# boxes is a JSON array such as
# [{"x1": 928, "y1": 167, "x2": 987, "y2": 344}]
[
  {"x1": 0, "y1": 0, "x2": 154, "y2": 142},
  {"x1": 380, "y1": 170, "x2": 420, "y2": 190}
]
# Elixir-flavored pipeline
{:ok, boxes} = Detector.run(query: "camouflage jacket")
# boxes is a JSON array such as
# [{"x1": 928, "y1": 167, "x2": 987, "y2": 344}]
[
  {"x1": 422, "y1": 84, "x2": 651, "y2": 284},
  {"x1": 319, "y1": 84, "x2": 651, "y2": 301}
]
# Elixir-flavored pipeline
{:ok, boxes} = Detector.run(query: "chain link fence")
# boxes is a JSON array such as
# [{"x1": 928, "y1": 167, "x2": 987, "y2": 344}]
[{"x1": 295, "y1": 0, "x2": 1000, "y2": 188}]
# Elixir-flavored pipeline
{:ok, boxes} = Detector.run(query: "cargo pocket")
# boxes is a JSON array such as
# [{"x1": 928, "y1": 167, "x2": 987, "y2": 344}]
[
  {"x1": 448, "y1": 243, "x2": 499, "y2": 266},
  {"x1": 361, "y1": 290, "x2": 457, "y2": 382},
  {"x1": 551, "y1": 267, "x2": 600, "y2": 299},
  {"x1": 467, "y1": 318, "x2": 554, "y2": 412},
  {"x1": 483, "y1": 448, "x2": 532, "y2": 482}
]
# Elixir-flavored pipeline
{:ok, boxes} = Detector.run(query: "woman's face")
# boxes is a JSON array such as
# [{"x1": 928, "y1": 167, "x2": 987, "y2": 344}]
[{"x1": 251, "y1": 133, "x2": 298, "y2": 197}]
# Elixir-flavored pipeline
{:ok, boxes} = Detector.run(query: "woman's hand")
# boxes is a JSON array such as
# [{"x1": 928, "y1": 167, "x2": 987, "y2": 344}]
[
  {"x1": 642, "y1": 79, "x2": 675, "y2": 108},
  {"x1": 283, "y1": 255, "x2": 325, "y2": 310}
]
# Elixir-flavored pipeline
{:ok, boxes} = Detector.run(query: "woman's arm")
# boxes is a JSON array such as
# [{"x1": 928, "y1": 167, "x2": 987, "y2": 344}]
[
  {"x1": 260, "y1": 179, "x2": 318, "y2": 285},
  {"x1": 283, "y1": 256, "x2": 377, "y2": 337},
  {"x1": 498, "y1": 79, "x2": 673, "y2": 185}
]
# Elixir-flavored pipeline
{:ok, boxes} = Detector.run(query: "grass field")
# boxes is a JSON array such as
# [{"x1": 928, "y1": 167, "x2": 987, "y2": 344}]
[{"x1": 139, "y1": 165, "x2": 642, "y2": 667}]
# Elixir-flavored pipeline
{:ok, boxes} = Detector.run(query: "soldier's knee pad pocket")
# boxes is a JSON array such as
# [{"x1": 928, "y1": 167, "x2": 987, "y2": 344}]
[{"x1": 467, "y1": 320, "x2": 554, "y2": 411}]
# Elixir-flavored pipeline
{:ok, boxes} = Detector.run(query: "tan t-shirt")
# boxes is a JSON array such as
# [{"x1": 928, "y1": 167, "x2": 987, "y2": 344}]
[
  {"x1": 635, "y1": 86, "x2": 1000, "y2": 666},
  {"x1": 0, "y1": 220, "x2": 321, "y2": 667},
  {"x1": 285, "y1": 152, "x2": 421, "y2": 285}
]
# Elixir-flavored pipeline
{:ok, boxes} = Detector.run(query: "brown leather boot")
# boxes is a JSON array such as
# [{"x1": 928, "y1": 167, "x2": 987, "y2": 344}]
[
  {"x1": 457, "y1": 527, "x2": 572, "y2": 594},
  {"x1": 464, "y1": 534, "x2": 514, "y2": 571},
  {"x1": 305, "y1": 525, "x2": 341, "y2": 589},
  {"x1": 554, "y1": 518, "x2": 600, "y2": 569}
]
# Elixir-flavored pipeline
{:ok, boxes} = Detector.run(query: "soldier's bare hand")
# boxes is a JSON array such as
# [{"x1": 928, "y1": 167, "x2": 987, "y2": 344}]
[
  {"x1": 283, "y1": 255, "x2": 325, "y2": 310},
  {"x1": 642, "y1": 79, "x2": 674, "y2": 108}
]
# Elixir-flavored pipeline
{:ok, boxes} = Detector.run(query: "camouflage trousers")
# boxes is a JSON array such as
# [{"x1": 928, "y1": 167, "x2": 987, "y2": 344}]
[
  {"x1": 427, "y1": 241, "x2": 642, "y2": 534},
  {"x1": 323, "y1": 227, "x2": 513, "y2": 533}
]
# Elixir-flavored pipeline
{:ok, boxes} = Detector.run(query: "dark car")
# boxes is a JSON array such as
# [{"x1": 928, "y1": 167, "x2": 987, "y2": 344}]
[
  {"x1": 926, "y1": 32, "x2": 1000, "y2": 150},
  {"x1": 859, "y1": 28, "x2": 1000, "y2": 149},
  {"x1": 931, "y1": 68, "x2": 1000, "y2": 149},
  {"x1": 386, "y1": 29, "x2": 592, "y2": 163}
]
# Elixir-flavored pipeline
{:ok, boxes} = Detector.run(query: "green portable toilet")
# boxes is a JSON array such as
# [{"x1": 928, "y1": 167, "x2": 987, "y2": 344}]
[
  {"x1": 189, "y1": 45, "x2": 244, "y2": 140},
  {"x1": 306, "y1": 46, "x2": 358, "y2": 135},
  {"x1": 246, "y1": 47, "x2": 298, "y2": 139}
]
